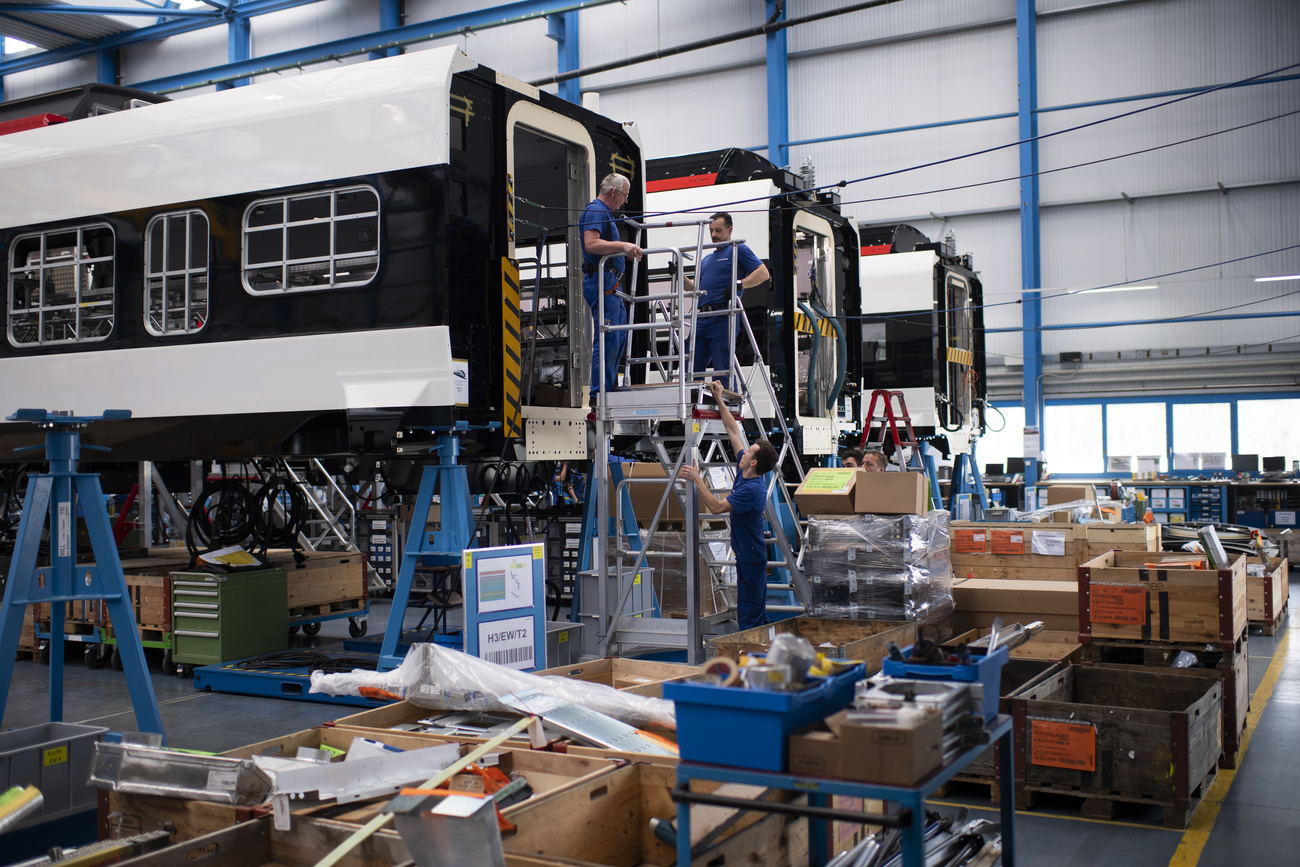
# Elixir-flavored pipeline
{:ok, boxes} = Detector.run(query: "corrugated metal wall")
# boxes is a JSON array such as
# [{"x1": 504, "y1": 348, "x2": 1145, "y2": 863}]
[{"x1": 2, "y1": 0, "x2": 1294, "y2": 399}]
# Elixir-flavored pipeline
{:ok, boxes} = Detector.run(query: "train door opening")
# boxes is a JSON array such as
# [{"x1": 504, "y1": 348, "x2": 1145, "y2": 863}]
[
  {"x1": 791, "y1": 212, "x2": 839, "y2": 455},
  {"x1": 506, "y1": 109, "x2": 595, "y2": 410}
]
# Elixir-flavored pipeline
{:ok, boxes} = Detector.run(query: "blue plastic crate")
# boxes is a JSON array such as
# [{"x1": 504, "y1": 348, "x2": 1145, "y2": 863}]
[
  {"x1": 881, "y1": 645, "x2": 1009, "y2": 721},
  {"x1": 665, "y1": 664, "x2": 865, "y2": 771}
]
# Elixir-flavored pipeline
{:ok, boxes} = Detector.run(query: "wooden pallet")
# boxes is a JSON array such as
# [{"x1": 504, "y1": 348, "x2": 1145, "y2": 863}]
[
  {"x1": 1082, "y1": 631, "x2": 1247, "y2": 666},
  {"x1": 1250, "y1": 597, "x2": 1289, "y2": 637},
  {"x1": 930, "y1": 773, "x2": 1003, "y2": 806},
  {"x1": 1015, "y1": 764, "x2": 1218, "y2": 829}
]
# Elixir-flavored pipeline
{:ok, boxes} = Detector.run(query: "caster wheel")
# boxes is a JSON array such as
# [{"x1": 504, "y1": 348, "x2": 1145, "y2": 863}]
[
  {"x1": 288, "y1": 625, "x2": 301, "y2": 635},
  {"x1": 348, "y1": 618, "x2": 368, "y2": 638},
  {"x1": 37, "y1": 642, "x2": 50, "y2": 665},
  {"x1": 111, "y1": 648, "x2": 124, "y2": 671},
  {"x1": 302, "y1": 622, "x2": 322, "y2": 637},
  {"x1": 178, "y1": 664, "x2": 195, "y2": 679},
  {"x1": 86, "y1": 643, "x2": 111, "y2": 669},
  {"x1": 162, "y1": 649, "x2": 173, "y2": 674}
]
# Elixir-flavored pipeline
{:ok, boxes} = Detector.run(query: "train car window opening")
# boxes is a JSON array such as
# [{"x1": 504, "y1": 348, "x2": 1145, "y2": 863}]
[
  {"x1": 145, "y1": 209, "x2": 210, "y2": 336},
  {"x1": 7, "y1": 223, "x2": 115, "y2": 347},
  {"x1": 241, "y1": 185, "x2": 380, "y2": 294}
]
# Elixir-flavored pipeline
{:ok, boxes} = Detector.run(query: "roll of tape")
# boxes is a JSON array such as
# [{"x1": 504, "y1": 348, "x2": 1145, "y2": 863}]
[{"x1": 702, "y1": 656, "x2": 741, "y2": 687}]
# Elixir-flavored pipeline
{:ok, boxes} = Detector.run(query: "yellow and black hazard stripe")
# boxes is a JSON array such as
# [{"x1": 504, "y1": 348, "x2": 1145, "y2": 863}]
[
  {"x1": 506, "y1": 173, "x2": 516, "y2": 249},
  {"x1": 946, "y1": 346, "x2": 974, "y2": 367},
  {"x1": 502, "y1": 258, "x2": 522, "y2": 438},
  {"x1": 817, "y1": 317, "x2": 836, "y2": 338},
  {"x1": 792, "y1": 310, "x2": 815, "y2": 334}
]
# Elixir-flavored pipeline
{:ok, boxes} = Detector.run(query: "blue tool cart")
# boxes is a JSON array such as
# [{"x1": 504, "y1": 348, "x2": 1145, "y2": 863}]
[{"x1": 671, "y1": 715, "x2": 1016, "y2": 866}]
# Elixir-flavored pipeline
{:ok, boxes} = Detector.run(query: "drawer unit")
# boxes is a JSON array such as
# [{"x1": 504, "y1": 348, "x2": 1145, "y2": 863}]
[
  {"x1": 1188, "y1": 485, "x2": 1227, "y2": 522},
  {"x1": 171, "y1": 569, "x2": 288, "y2": 667}
]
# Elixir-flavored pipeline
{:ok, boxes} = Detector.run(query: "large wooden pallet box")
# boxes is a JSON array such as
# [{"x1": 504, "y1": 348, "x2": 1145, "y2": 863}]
[
  {"x1": 268, "y1": 549, "x2": 367, "y2": 612},
  {"x1": 707, "y1": 616, "x2": 914, "y2": 674},
  {"x1": 952, "y1": 577, "x2": 1079, "y2": 633},
  {"x1": 1082, "y1": 523, "x2": 1160, "y2": 561},
  {"x1": 954, "y1": 659, "x2": 1062, "y2": 782},
  {"x1": 1078, "y1": 551, "x2": 1247, "y2": 652},
  {"x1": 1249, "y1": 557, "x2": 1289, "y2": 633},
  {"x1": 110, "y1": 816, "x2": 412, "y2": 867},
  {"x1": 1009, "y1": 664, "x2": 1222, "y2": 828},
  {"x1": 531, "y1": 658, "x2": 701, "y2": 698},
  {"x1": 946, "y1": 628, "x2": 1083, "y2": 664},
  {"x1": 502, "y1": 761, "x2": 807, "y2": 867},
  {"x1": 950, "y1": 521, "x2": 1082, "y2": 580}
]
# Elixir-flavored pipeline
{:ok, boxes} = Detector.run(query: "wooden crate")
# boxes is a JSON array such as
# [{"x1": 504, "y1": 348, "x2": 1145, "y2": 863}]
[
  {"x1": 1091, "y1": 648, "x2": 1249, "y2": 770},
  {"x1": 100, "y1": 789, "x2": 268, "y2": 844},
  {"x1": 952, "y1": 577, "x2": 1080, "y2": 634},
  {"x1": 532, "y1": 658, "x2": 701, "y2": 698},
  {"x1": 327, "y1": 703, "x2": 553, "y2": 748},
  {"x1": 101, "y1": 574, "x2": 171, "y2": 634},
  {"x1": 1078, "y1": 551, "x2": 1247, "y2": 652},
  {"x1": 502, "y1": 761, "x2": 807, "y2": 867},
  {"x1": 945, "y1": 628, "x2": 1083, "y2": 664},
  {"x1": 707, "y1": 616, "x2": 913, "y2": 674},
  {"x1": 1249, "y1": 557, "x2": 1289, "y2": 634},
  {"x1": 1082, "y1": 523, "x2": 1160, "y2": 562},
  {"x1": 1009, "y1": 664, "x2": 1222, "y2": 828},
  {"x1": 268, "y1": 550, "x2": 367, "y2": 611},
  {"x1": 950, "y1": 521, "x2": 1082, "y2": 580},
  {"x1": 950, "y1": 659, "x2": 1062, "y2": 786}
]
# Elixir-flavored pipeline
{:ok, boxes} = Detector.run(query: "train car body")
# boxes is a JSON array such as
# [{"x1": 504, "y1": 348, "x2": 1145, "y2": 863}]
[
  {"x1": 855, "y1": 224, "x2": 986, "y2": 442},
  {"x1": 0, "y1": 48, "x2": 642, "y2": 461},
  {"x1": 645, "y1": 149, "x2": 860, "y2": 457}
]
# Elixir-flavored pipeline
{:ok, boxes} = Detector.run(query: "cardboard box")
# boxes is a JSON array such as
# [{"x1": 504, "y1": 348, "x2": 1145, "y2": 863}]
[
  {"x1": 1046, "y1": 485, "x2": 1095, "y2": 506},
  {"x1": 794, "y1": 468, "x2": 859, "y2": 515},
  {"x1": 854, "y1": 471, "x2": 928, "y2": 515},
  {"x1": 608, "y1": 462, "x2": 686, "y2": 524},
  {"x1": 788, "y1": 709, "x2": 943, "y2": 785}
]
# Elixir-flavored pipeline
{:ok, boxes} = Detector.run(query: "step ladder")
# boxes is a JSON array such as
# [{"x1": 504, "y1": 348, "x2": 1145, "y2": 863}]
[
  {"x1": 582, "y1": 219, "x2": 809, "y2": 663},
  {"x1": 857, "y1": 389, "x2": 943, "y2": 508}
]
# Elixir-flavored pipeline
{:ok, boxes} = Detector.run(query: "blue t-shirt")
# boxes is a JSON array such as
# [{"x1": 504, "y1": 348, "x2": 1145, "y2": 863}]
[
  {"x1": 579, "y1": 199, "x2": 624, "y2": 290},
  {"x1": 728, "y1": 458, "x2": 767, "y2": 564},
  {"x1": 698, "y1": 243, "x2": 762, "y2": 306}
]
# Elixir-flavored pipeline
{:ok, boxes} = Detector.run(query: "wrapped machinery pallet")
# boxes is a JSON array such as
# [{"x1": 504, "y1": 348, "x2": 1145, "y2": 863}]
[{"x1": 804, "y1": 511, "x2": 953, "y2": 626}]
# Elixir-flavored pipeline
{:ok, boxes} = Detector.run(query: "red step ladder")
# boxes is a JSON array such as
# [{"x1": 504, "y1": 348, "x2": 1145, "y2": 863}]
[{"x1": 858, "y1": 390, "x2": 921, "y2": 463}]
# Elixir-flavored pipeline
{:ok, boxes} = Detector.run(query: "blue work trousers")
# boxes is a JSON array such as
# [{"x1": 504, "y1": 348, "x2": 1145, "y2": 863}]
[
  {"x1": 692, "y1": 315, "x2": 735, "y2": 388},
  {"x1": 735, "y1": 559, "x2": 769, "y2": 631},
  {"x1": 586, "y1": 277, "x2": 628, "y2": 396}
]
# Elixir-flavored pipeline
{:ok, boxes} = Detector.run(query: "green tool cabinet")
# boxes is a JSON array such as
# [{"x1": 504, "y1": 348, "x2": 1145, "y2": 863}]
[{"x1": 171, "y1": 569, "x2": 288, "y2": 668}]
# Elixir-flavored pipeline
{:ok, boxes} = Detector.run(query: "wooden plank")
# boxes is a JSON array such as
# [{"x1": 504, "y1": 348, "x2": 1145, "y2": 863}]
[
  {"x1": 951, "y1": 564, "x2": 1076, "y2": 582},
  {"x1": 102, "y1": 789, "x2": 265, "y2": 843}
]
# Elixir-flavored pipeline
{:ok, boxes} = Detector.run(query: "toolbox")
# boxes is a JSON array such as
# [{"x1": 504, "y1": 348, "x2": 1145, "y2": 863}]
[
  {"x1": 882, "y1": 644, "x2": 1010, "y2": 721},
  {"x1": 171, "y1": 569, "x2": 288, "y2": 667}
]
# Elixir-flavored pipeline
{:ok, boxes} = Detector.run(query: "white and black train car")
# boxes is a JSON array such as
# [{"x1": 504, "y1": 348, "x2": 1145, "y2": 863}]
[
  {"x1": 855, "y1": 223, "x2": 987, "y2": 441},
  {"x1": 0, "y1": 47, "x2": 643, "y2": 462},
  {"x1": 645, "y1": 149, "x2": 861, "y2": 460}
]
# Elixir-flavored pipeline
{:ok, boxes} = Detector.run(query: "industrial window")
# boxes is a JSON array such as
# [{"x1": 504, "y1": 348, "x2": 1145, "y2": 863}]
[
  {"x1": 976, "y1": 405, "x2": 1026, "y2": 471},
  {"x1": 145, "y1": 210, "x2": 209, "y2": 336},
  {"x1": 242, "y1": 185, "x2": 380, "y2": 294},
  {"x1": 1106, "y1": 402, "x2": 1167, "y2": 473},
  {"x1": 7, "y1": 223, "x2": 115, "y2": 347},
  {"x1": 1043, "y1": 404, "x2": 1103, "y2": 474},
  {"x1": 1238, "y1": 399, "x2": 1300, "y2": 469}
]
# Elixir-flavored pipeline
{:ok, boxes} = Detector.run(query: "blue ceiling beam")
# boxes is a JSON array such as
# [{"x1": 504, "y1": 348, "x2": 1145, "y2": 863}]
[
  {"x1": 546, "y1": 11, "x2": 579, "y2": 103},
  {"x1": 0, "y1": 11, "x2": 83, "y2": 44},
  {"x1": 369, "y1": 0, "x2": 402, "y2": 62},
  {"x1": 0, "y1": 0, "x2": 323, "y2": 78},
  {"x1": 0, "y1": 4, "x2": 217, "y2": 18},
  {"x1": 1017, "y1": 0, "x2": 1043, "y2": 484},
  {"x1": 215, "y1": 9, "x2": 251, "y2": 90},
  {"x1": 128, "y1": 0, "x2": 622, "y2": 93}
]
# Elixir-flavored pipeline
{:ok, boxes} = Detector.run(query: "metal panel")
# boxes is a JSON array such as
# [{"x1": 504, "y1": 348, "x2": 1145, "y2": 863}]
[
  {"x1": 0, "y1": 55, "x2": 95, "y2": 100},
  {"x1": 120, "y1": 24, "x2": 229, "y2": 87}
]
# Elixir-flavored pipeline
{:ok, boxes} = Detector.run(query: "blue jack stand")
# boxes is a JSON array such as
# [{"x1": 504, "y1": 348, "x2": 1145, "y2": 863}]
[
  {"x1": 948, "y1": 450, "x2": 991, "y2": 519},
  {"x1": 0, "y1": 409, "x2": 165, "y2": 738},
  {"x1": 378, "y1": 432, "x2": 475, "y2": 671}
]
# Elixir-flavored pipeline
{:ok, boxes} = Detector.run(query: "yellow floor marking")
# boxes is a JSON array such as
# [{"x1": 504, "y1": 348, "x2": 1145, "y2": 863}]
[
  {"x1": 1168, "y1": 625, "x2": 1291, "y2": 866},
  {"x1": 925, "y1": 798, "x2": 1178, "y2": 831}
]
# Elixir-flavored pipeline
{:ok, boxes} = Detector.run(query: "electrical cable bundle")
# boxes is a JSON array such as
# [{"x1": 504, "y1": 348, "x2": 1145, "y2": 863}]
[
  {"x1": 250, "y1": 476, "x2": 309, "y2": 554},
  {"x1": 234, "y1": 651, "x2": 377, "y2": 674},
  {"x1": 186, "y1": 479, "x2": 257, "y2": 561}
]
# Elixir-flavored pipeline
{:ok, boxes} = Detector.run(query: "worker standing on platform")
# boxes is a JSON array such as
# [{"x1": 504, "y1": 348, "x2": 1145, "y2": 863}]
[
  {"x1": 685, "y1": 212, "x2": 770, "y2": 389},
  {"x1": 581, "y1": 173, "x2": 643, "y2": 399},
  {"x1": 681, "y1": 380, "x2": 779, "y2": 630}
]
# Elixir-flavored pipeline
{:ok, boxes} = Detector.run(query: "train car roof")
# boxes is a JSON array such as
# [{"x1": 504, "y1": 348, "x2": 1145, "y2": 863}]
[{"x1": 0, "y1": 47, "x2": 476, "y2": 230}]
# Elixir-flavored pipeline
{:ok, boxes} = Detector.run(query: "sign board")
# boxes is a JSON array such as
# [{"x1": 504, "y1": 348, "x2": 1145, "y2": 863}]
[{"x1": 463, "y1": 543, "x2": 546, "y2": 671}]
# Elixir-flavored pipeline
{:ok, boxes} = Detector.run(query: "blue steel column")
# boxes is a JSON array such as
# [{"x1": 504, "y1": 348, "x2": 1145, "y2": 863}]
[
  {"x1": 1, "y1": 38, "x2": 5, "y2": 103},
  {"x1": 1017, "y1": 0, "x2": 1043, "y2": 484},
  {"x1": 765, "y1": 0, "x2": 789, "y2": 168},
  {"x1": 218, "y1": 11, "x2": 251, "y2": 91},
  {"x1": 370, "y1": 0, "x2": 401, "y2": 61},
  {"x1": 97, "y1": 48, "x2": 117, "y2": 85},
  {"x1": 547, "y1": 12, "x2": 580, "y2": 104}
]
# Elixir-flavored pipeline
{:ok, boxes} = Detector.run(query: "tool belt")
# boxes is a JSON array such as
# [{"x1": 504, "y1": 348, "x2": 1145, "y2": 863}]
[{"x1": 699, "y1": 299, "x2": 730, "y2": 312}]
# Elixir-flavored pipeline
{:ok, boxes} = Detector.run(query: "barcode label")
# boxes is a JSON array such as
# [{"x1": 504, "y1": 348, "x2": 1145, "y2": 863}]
[
  {"x1": 484, "y1": 646, "x2": 534, "y2": 666},
  {"x1": 478, "y1": 615, "x2": 535, "y2": 671}
]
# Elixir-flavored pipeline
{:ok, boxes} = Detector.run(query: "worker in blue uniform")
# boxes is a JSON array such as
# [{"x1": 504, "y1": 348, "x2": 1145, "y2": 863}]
[
  {"x1": 684, "y1": 212, "x2": 770, "y2": 389},
  {"x1": 580, "y1": 172, "x2": 643, "y2": 399},
  {"x1": 680, "y1": 380, "x2": 780, "y2": 630}
]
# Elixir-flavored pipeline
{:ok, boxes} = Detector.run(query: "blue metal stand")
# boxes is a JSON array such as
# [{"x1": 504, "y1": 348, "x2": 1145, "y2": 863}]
[
  {"x1": 378, "y1": 433, "x2": 475, "y2": 671},
  {"x1": 673, "y1": 716, "x2": 1016, "y2": 866},
  {"x1": 948, "y1": 451, "x2": 991, "y2": 519},
  {"x1": 0, "y1": 409, "x2": 164, "y2": 737}
]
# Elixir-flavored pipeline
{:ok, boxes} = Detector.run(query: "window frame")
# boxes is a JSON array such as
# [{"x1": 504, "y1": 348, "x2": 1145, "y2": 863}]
[
  {"x1": 7, "y1": 222, "x2": 116, "y2": 348},
  {"x1": 144, "y1": 209, "x2": 211, "y2": 337},
  {"x1": 240, "y1": 184, "x2": 381, "y2": 295}
]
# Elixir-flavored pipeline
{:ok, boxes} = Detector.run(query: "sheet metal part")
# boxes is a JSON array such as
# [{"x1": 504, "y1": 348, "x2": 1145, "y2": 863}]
[
  {"x1": 253, "y1": 742, "x2": 462, "y2": 803},
  {"x1": 89, "y1": 742, "x2": 272, "y2": 806},
  {"x1": 498, "y1": 688, "x2": 676, "y2": 756}
]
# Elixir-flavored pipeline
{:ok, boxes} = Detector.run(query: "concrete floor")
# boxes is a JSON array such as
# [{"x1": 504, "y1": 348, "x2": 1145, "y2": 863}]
[{"x1": 0, "y1": 582, "x2": 1294, "y2": 866}]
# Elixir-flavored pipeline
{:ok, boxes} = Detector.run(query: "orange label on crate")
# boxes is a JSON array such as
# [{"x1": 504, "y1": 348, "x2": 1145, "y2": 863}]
[
  {"x1": 1030, "y1": 719, "x2": 1096, "y2": 772},
  {"x1": 1090, "y1": 583, "x2": 1147, "y2": 625},
  {"x1": 990, "y1": 529, "x2": 1026, "y2": 555},
  {"x1": 953, "y1": 528, "x2": 988, "y2": 553}
]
